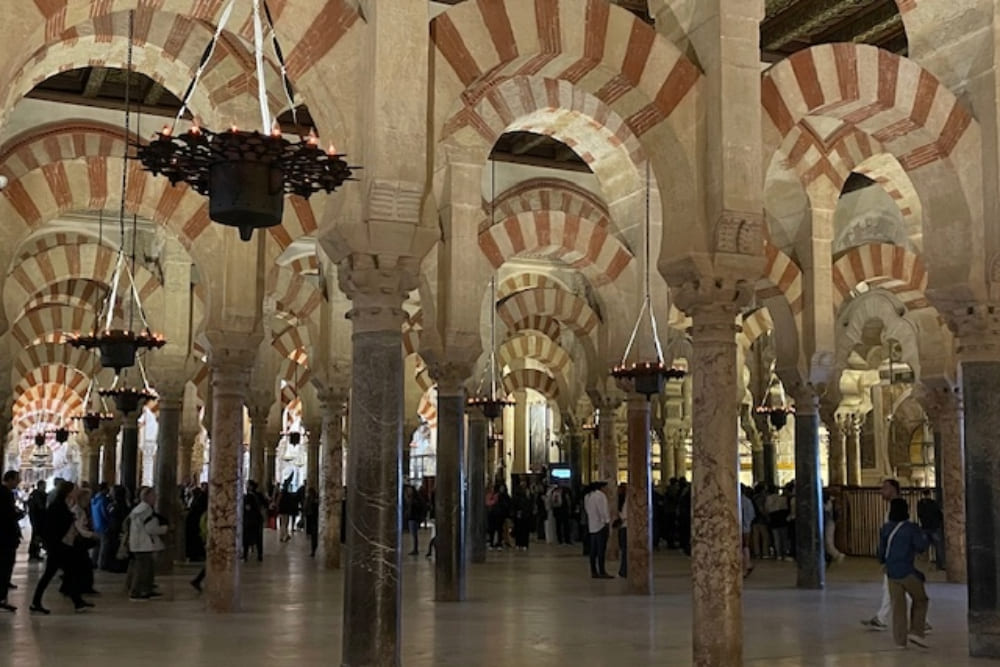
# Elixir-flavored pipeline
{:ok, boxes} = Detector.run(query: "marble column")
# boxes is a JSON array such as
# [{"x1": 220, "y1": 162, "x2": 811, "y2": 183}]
[
  {"x1": 686, "y1": 302, "x2": 743, "y2": 666},
  {"x1": 342, "y1": 284, "x2": 408, "y2": 667},
  {"x1": 937, "y1": 392, "x2": 966, "y2": 584},
  {"x1": 248, "y1": 407, "x2": 268, "y2": 486},
  {"x1": 205, "y1": 350, "x2": 253, "y2": 613},
  {"x1": 846, "y1": 414, "x2": 862, "y2": 485},
  {"x1": 82, "y1": 439, "x2": 100, "y2": 488},
  {"x1": 153, "y1": 388, "x2": 183, "y2": 573},
  {"x1": 626, "y1": 394, "x2": 652, "y2": 595},
  {"x1": 178, "y1": 428, "x2": 196, "y2": 486},
  {"x1": 792, "y1": 388, "x2": 825, "y2": 589},
  {"x1": 762, "y1": 436, "x2": 777, "y2": 488},
  {"x1": 751, "y1": 445, "x2": 765, "y2": 485},
  {"x1": 674, "y1": 432, "x2": 688, "y2": 480},
  {"x1": 662, "y1": 440, "x2": 676, "y2": 481},
  {"x1": 433, "y1": 368, "x2": 469, "y2": 602},
  {"x1": 567, "y1": 429, "x2": 584, "y2": 497},
  {"x1": 955, "y1": 305, "x2": 1000, "y2": 656},
  {"x1": 827, "y1": 417, "x2": 847, "y2": 486},
  {"x1": 596, "y1": 396, "x2": 621, "y2": 560},
  {"x1": 306, "y1": 420, "x2": 321, "y2": 491},
  {"x1": 264, "y1": 430, "x2": 280, "y2": 490},
  {"x1": 320, "y1": 393, "x2": 346, "y2": 570},
  {"x1": 467, "y1": 411, "x2": 488, "y2": 564},
  {"x1": 120, "y1": 411, "x2": 141, "y2": 501},
  {"x1": 100, "y1": 422, "x2": 118, "y2": 485}
]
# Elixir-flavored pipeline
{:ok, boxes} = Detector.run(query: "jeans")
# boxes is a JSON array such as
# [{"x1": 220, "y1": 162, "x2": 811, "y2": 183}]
[
  {"x1": 129, "y1": 552, "x2": 155, "y2": 598},
  {"x1": 889, "y1": 574, "x2": 929, "y2": 647},
  {"x1": 408, "y1": 519, "x2": 420, "y2": 553},
  {"x1": 589, "y1": 526, "x2": 609, "y2": 576},
  {"x1": 33, "y1": 545, "x2": 83, "y2": 607}
]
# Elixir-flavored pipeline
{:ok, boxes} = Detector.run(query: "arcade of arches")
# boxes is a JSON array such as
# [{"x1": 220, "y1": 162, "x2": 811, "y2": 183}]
[{"x1": 0, "y1": 1, "x2": 999, "y2": 665}]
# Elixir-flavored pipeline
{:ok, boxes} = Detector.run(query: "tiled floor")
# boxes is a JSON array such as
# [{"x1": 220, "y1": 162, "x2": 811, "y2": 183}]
[{"x1": 0, "y1": 532, "x2": 977, "y2": 666}]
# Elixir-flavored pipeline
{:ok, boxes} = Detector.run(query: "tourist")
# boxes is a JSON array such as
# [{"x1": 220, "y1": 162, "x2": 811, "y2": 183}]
[
  {"x1": 89, "y1": 482, "x2": 110, "y2": 567},
  {"x1": 552, "y1": 485, "x2": 571, "y2": 545},
  {"x1": 26, "y1": 480, "x2": 46, "y2": 562},
  {"x1": 30, "y1": 481, "x2": 87, "y2": 614},
  {"x1": 823, "y1": 489, "x2": 846, "y2": 564},
  {"x1": 663, "y1": 478, "x2": 680, "y2": 549},
  {"x1": 741, "y1": 485, "x2": 756, "y2": 577},
  {"x1": 676, "y1": 479, "x2": 692, "y2": 556},
  {"x1": 100, "y1": 485, "x2": 129, "y2": 573},
  {"x1": 0, "y1": 470, "x2": 23, "y2": 612},
  {"x1": 512, "y1": 481, "x2": 533, "y2": 550},
  {"x1": 185, "y1": 486, "x2": 208, "y2": 562},
  {"x1": 304, "y1": 486, "x2": 319, "y2": 558},
  {"x1": 126, "y1": 486, "x2": 168, "y2": 601},
  {"x1": 66, "y1": 487, "x2": 98, "y2": 597},
  {"x1": 750, "y1": 482, "x2": 771, "y2": 559},
  {"x1": 862, "y1": 478, "x2": 902, "y2": 630},
  {"x1": 879, "y1": 497, "x2": 930, "y2": 649},
  {"x1": 191, "y1": 501, "x2": 208, "y2": 593},
  {"x1": 917, "y1": 490, "x2": 944, "y2": 570},
  {"x1": 543, "y1": 485, "x2": 557, "y2": 545},
  {"x1": 487, "y1": 483, "x2": 510, "y2": 550},
  {"x1": 617, "y1": 495, "x2": 627, "y2": 578},
  {"x1": 403, "y1": 484, "x2": 425, "y2": 555},
  {"x1": 584, "y1": 481, "x2": 612, "y2": 578},
  {"x1": 766, "y1": 484, "x2": 789, "y2": 560},
  {"x1": 277, "y1": 477, "x2": 299, "y2": 542},
  {"x1": 242, "y1": 480, "x2": 266, "y2": 562}
]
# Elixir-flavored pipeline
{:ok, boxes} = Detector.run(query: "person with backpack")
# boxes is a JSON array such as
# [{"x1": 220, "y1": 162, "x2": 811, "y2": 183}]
[
  {"x1": 89, "y1": 483, "x2": 110, "y2": 567},
  {"x1": 126, "y1": 486, "x2": 168, "y2": 601},
  {"x1": 26, "y1": 480, "x2": 46, "y2": 562},
  {"x1": 878, "y1": 497, "x2": 930, "y2": 649}
]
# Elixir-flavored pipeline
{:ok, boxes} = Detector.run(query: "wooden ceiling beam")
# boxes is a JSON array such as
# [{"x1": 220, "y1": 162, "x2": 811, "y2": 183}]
[{"x1": 82, "y1": 68, "x2": 108, "y2": 99}]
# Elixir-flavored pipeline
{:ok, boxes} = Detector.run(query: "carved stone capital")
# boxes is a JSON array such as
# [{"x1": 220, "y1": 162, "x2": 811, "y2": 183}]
[
  {"x1": 913, "y1": 383, "x2": 962, "y2": 422},
  {"x1": 714, "y1": 211, "x2": 765, "y2": 256},
  {"x1": 673, "y1": 278, "x2": 753, "y2": 319},
  {"x1": 337, "y1": 254, "x2": 418, "y2": 333},
  {"x1": 787, "y1": 383, "x2": 820, "y2": 416},
  {"x1": 952, "y1": 303, "x2": 1000, "y2": 363},
  {"x1": 429, "y1": 360, "x2": 474, "y2": 395}
]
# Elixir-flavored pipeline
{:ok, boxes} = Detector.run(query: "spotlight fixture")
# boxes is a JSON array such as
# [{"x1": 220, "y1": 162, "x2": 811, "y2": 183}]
[{"x1": 136, "y1": 0, "x2": 358, "y2": 241}]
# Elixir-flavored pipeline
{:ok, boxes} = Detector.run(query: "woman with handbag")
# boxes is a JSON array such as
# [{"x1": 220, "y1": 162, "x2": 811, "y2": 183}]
[
  {"x1": 65, "y1": 487, "x2": 99, "y2": 598},
  {"x1": 30, "y1": 481, "x2": 90, "y2": 614}
]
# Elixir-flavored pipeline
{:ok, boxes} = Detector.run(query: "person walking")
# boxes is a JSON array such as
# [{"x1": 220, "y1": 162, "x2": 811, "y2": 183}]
[
  {"x1": 304, "y1": 487, "x2": 319, "y2": 558},
  {"x1": 0, "y1": 470, "x2": 23, "y2": 612},
  {"x1": 30, "y1": 481, "x2": 87, "y2": 614},
  {"x1": 741, "y1": 485, "x2": 756, "y2": 577},
  {"x1": 916, "y1": 490, "x2": 944, "y2": 570},
  {"x1": 879, "y1": 497, "x2": 930, "y2": 649},
  {"x1": 584, "y1": 481, "x2": 612, "y2": 579},
  {"x1": 766, "y1": 484, "x2": 789, "y2": 560},
  {"x1": 126, "y1": 487, "x2": 168, "y2": 601},
  {"x1": 26, "y1": 480, "x2": 46, "y2": 562},
  {"x1": 552, "y1": 485, "x2": 571, "y2": 545},
  {"x1": 191, "y1": 506, "x2": 208, "y2": 593},
  {"x1": 862, "y1": 479, "x2": 903, "y2": 630},
  {"x1": 242, "y1": 481, "x2": 266, "y2": 562},
  {"x1": 277, "y1": 477, "x2": 299, "y2": 542},
  {"x1": 100, "y1": 485, "x2": 129, "y2": 573},
  {"x1": 823, "y1": 489, "x2": 846, "y2": 564},
  {"x1": 67, "y1": 487, "x2": 99, "y2": 597},
  {"x1": 403, "y1": 485, "x2": 425, "y2": 556},
  {"x1": 617, "y1": 495, "x2": 627, "y2": 578}
]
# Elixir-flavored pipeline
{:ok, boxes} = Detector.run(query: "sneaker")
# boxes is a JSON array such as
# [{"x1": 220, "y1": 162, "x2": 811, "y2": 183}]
[
  {"x1": 908, "y1": 634, "x2": 930, "y2": 648},
  {"x1": 835, "y1": 553, "x2": 846, "y2": 563},
  {"x1": 861, "y1": 617, "x2": 889, "y2": 631}
]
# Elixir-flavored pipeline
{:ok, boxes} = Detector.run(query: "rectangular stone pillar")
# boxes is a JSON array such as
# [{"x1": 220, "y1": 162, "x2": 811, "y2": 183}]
[
  {"x1": 626, "y1": 394, "x2": 652, "y2": 595},
  {"x1": 792, "y1": 390, "x2": 825, "y2": 590},
  {"x1": 434, "y1": 386, "x2": 467, "y2": 601},
  {"x1": 467, "y1": 413, "x2": 488, "y2": 564}
]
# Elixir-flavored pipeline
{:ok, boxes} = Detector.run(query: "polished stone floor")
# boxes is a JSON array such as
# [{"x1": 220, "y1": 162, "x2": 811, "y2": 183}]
[{"x1": 0, "y1": 530, "x2": 978, "y2": 666}]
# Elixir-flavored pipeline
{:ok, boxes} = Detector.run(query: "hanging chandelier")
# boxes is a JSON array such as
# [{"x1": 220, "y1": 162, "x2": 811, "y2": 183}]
[
  {"x1": 72, "y1": 380, "x2": 115, "y2": 433},
  {"x1": 48, "y1": 427, "x2": 75, "y2": 444},
  {"x1": 755, "y1": 377, "x2": 795, "y2": 429},
  {"x1": 68, "y1": 12, "x2": 166, "y2": 373},
  {"x1": 100, "y1": 362, "x2": 157, "y2": 416},
  {"x1": 136, "y1": 0, "x2": 358, "y2": 241},
  {"x1": 467, "y1": 163, "x2": 513, "y2": 421},
  {"x1": 611, "y1": 162, "x2": 684, "y2": 399},
  {"x1": 30, "y1": 433, "x2": 53, "y2": 469}
]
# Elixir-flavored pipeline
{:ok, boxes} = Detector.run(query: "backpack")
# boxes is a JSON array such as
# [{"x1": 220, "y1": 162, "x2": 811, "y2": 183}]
[{"x1": 551, "y1": 488, "x2": 563, "y2": 508}]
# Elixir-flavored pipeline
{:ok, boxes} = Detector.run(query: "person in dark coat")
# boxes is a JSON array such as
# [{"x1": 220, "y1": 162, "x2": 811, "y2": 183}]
[
  {"x1": 512, "y1": 481, "x2": 534, "y2": 550},
  {"x1": 27, "y1": 480, "x2": 46, "y2": 561},
  {"x1": 242, "y1": 481, "x2": 266, "y2": 562},
  {"x1": 0, "y1": 470, "x2": 23, "y2": 612},
  {"x1": 100, "y1": 485, "x2": 129, "y2": 572},
  {"x1": 185, "y1": 487, "x2": 207, "y2": 562},
  {"x1": 304, "y1": 487, "x2": 320, "y2": 557},
  {"x1": 30, "y1": 481, "x2": 87, "y2": 614}
]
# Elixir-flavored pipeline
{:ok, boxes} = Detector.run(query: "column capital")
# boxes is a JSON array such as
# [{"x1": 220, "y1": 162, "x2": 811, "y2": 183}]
[
  {"x1": 952, "y1": 302, "x2": 1000, "y2": 363},
  {"x1": 429, "y1": 360, "x2": 474, "y2": 395},
  {"x1": 914, "y1": 383, "x2": 963, "y2": 421},
  {"x1": 206, "y1": 333, "x2": 258, "y2": 400},
  {"x1": 337, "y1": 255, "x2": 417, "y2": 334},
  {"x1": 672, "y1": 279, "x2": 753, "y2": 322},
  {"x1": 787, "y1": 383, "x2": 820, "y2": 416},
  {"x1": 588, "y1": 389, "x2": 623, "y2": 413}
]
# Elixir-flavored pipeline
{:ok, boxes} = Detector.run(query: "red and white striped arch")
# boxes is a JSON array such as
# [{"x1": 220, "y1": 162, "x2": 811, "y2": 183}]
[
  {"x1": 831, "y1": 243, "x2": 929, "y2": 312},
  {"x1": 504, "y1": 314, "x2": 562, "y2": 344},
  {"x1": 14, "y1": 382, "x2": 85, "y2": 424},
  {"x1": 267, "y1": 263, "x2": 323, "y2": 328},
  {"x1": 497, "y1": 332, "x2": 572, "y2": 379},
  {"x1": 497, "y1": 288, "x2": 598, "y2": 358},
  {"x1": 737, "y1": 308, "x2": 775, "y2": 353},
  {"x1": 14, "y1": 343, "x2": 100, "y2": 391},
  {"x1": 5, "y1": 241, "x2": 162, "y2": 325},
  {"x1": 272, "y1": 324, "x2": 310, "y2": 367},
  {"x1": 757, "y1": 243, "x2": 803, "y2": 317},
  {"x1": 502, "y1": 368, "x2": 560, "y2": 404},
  {"x1": 14, "y1": 363, "x2": 89, "y2": 404},
  {"x1": 10, "y1": 303, "x2": 92, "y2": 347},
  {"x1": 417, "y1": 390, "x2": 437, "y2": 430},
  {"x1": 496, "y1": 273, "x2": 568, "y2": 301},
  {"x1": 492, "y1": 179, "x2": 612, "y2": 232},
  {"x1": 22, "y1": 279, "x2": 111, "y2": 318}
]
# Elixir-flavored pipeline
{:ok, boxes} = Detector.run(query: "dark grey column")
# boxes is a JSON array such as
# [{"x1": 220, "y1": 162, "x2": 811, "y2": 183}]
[
  {"x1": 154, "y1": 389, "x2": 183, "y2": 573},
  {"x1": 792, "y1": 388, "x2": 824, "y2": 589},
  {"x1": 467, "y1": 412, "x2": 488, "y2": 564},
  {"x1": 344, "y1": 329, "x2": 403, "y2": 666},
  {"x1": 434, "y1": 381, "x2": 467, "y2": 601},
  {"x1": 762, "y1": 437, "x2": 776, "y2": 488},
  {"x1": 962, "y1": 360, "x2": 1000, "y2": 656},
  {"x1": 120, "y1": 411, "x2": 140, "y2": 502},
  {"x1": 751, "y1": 447, "x2": 765, "y2": 486},
  {"x1": 626, "y1": 394, "x2": 653, "y2": 595}
]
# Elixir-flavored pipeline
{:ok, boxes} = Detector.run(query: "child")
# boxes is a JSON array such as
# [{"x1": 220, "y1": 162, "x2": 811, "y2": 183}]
[{"x1": 878, "y1": 497, "x2": 930, "y2": 649}]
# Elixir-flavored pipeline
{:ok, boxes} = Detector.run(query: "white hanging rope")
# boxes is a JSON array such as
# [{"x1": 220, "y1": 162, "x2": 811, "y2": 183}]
[
  {"x1": 103, "y1": 252, "x2": 125, "y2": 331},
  {"x1": 251, "y1": 0, "x2": 272, "y2": 132},
  {"x1": 173, "y1": 0, "x2": 237, "y2": 131},
  {"x1": 261, "y1": 0, "x2": 298, "y2": 126}
]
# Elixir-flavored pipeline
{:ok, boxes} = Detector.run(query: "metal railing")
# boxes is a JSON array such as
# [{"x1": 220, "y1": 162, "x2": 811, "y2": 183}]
[{"x1": 836, "y1": 486, "x2": 927, "y2": 557}]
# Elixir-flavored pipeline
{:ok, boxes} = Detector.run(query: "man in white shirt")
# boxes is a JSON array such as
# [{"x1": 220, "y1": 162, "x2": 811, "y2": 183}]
[{"x1": 585, "y1": 481, "x2": 613, "y2": 579}]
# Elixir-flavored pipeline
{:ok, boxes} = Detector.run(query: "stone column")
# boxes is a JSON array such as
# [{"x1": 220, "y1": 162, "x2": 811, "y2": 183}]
[
  {"x1": 625, "y1": 393, "x2": 652, "y2": 595},
  {"x1": 205, "y1": 341, "x2": 255, "y2": 613},
  {"x1": 120, "y1": 410, "x2": 141, "y2": 501},
  {"x1": 178, "y1": 428, "x2": 196, "y2": 485},
  {"x1": 673, "y1": 429, "x2": 688, "y2": 480},
  {"x1": 750, "y1": 444, "x2": 765, "y2": 485},
  {"x1": 264, "y1": 428, "x2": 280, "y2": 490},
  {"x1": 306, "y1": 420, "x2": 321, "y2": 491},
  {"x1": 846, "y1": 414, "x2": 862, "y2": 485},
  {"x1": 467, "y1": 411, "x2": 489, "y2": 564},
  {"x1": 662, "y1": 438, "x2": 676, "y2": 481},
  {"x1": 791, "y1": 387, "x2": 825, "y2": 590},
  {"x1": 100, "y1": 421, "x2": 119, "y2": 485},
  {"x1": 153, "y1": 385, "x2": 184, "y2": 573},
  {"x1": 922, "y1": 386, "x2": 966, "y2": 584},
  {"x1": 431, "y1": 364, "x2": 471, "y2": 602},
  {"x1": 82, "y1": 437, "x2": 100, "y2": 487},
  {"x1": 248, "y1": 406, "x2": 268, "y2": 486},
  {"x1": 762, "y1": 434, "x2": 777, "y2": 488},
  {"x1": 338, "y1": 264, "x2": 413, "y2": 667},
  {"x1": 826, "y1": 415, "x2": 847, "y2": 486},
  {"x1": 684, "y1": 298, "x2": 744, "y2": 667},
  {"x1": 595, "y1": 395, "x2": 622, "y2": 560},
  {"x1": 955, "y1": 305, "x2": 999, "y2": 656},
  {"x1": 319, "y1": 391, "x2": 347, "y2": 570}
]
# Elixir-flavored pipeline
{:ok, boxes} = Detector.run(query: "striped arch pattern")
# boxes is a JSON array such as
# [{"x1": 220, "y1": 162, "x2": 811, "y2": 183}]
[
  {"x1": 497, "y1": 332, "x2": 572, "y2": 381},
  {"x1": 433, "y1": 0, "x2": 699, "y2": 155},
  {"x1": 831, "y1": 243, "x2": 929, "y2": 312},
  {"x1": 272, "y1": 325, "x2": 310, "y2": 365},
  {"x1": 14, "y1": 343, "x2": 100, "y2": 391},
  {"x1": 505, "y1": 314, "x2": 562, "y2": 343},
  {"x1": 11, "y1": 304, "x2": 92, "y2": 347},
  {"x1": 417, "y1": 390, "x2": 438, "y2": 430},
  {"x1": 6, "y1": 242, "x2": 162, "y2": 323},
  {"x1": 492, "y1": 179, "x2": 612, "y2": 233},
  {"x1": 498, "y1": 289, "x2": 598, "y2": 340},
  {"x1": 502, "y1": 368, "x2": 560, "y2": 403},
  {"x1": 479, "y1": 209, "x2": 634, "y2": 288},
  {"x1": 14, "y1": 364, "x2": 89, "y2": 403},
  {"x1": 762, "y1": 44, "x2": 974, "y2": 174},
  {"x1": 278, "y1": 357, "x2": 311, "y2": 406},
  {"x1": 22, "y1": 279, "x2": 111, "y2": 317},
  {"x1": 14, "y1": 383, "x2": 85, "y2": 423},
  {"x1": 267, "y1": 264, "x2": 323, "y2": 327},
  {"x1": 757, "y1": 244, "x2": 803, "y2": 317},
  {"x1": 497, "y1": 273, "x2": 566, "y2": 300},
  {"x1": 737, "y1": 308, "x2": 775, "y2": 352}
]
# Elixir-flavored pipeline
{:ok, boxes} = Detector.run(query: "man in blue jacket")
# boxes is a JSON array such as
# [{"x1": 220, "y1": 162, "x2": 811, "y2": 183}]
[
  {"x1": 878, "y1": 497, "x2": 930, "y2": 649},
  {"x1": 90, "y1": 483, "x2": 110, "y2": 567}
]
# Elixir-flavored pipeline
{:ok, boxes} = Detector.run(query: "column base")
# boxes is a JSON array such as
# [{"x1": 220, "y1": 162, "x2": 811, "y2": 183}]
[{"x1": 971, "y1": 612, "x2": 1000, "y2": 657}]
